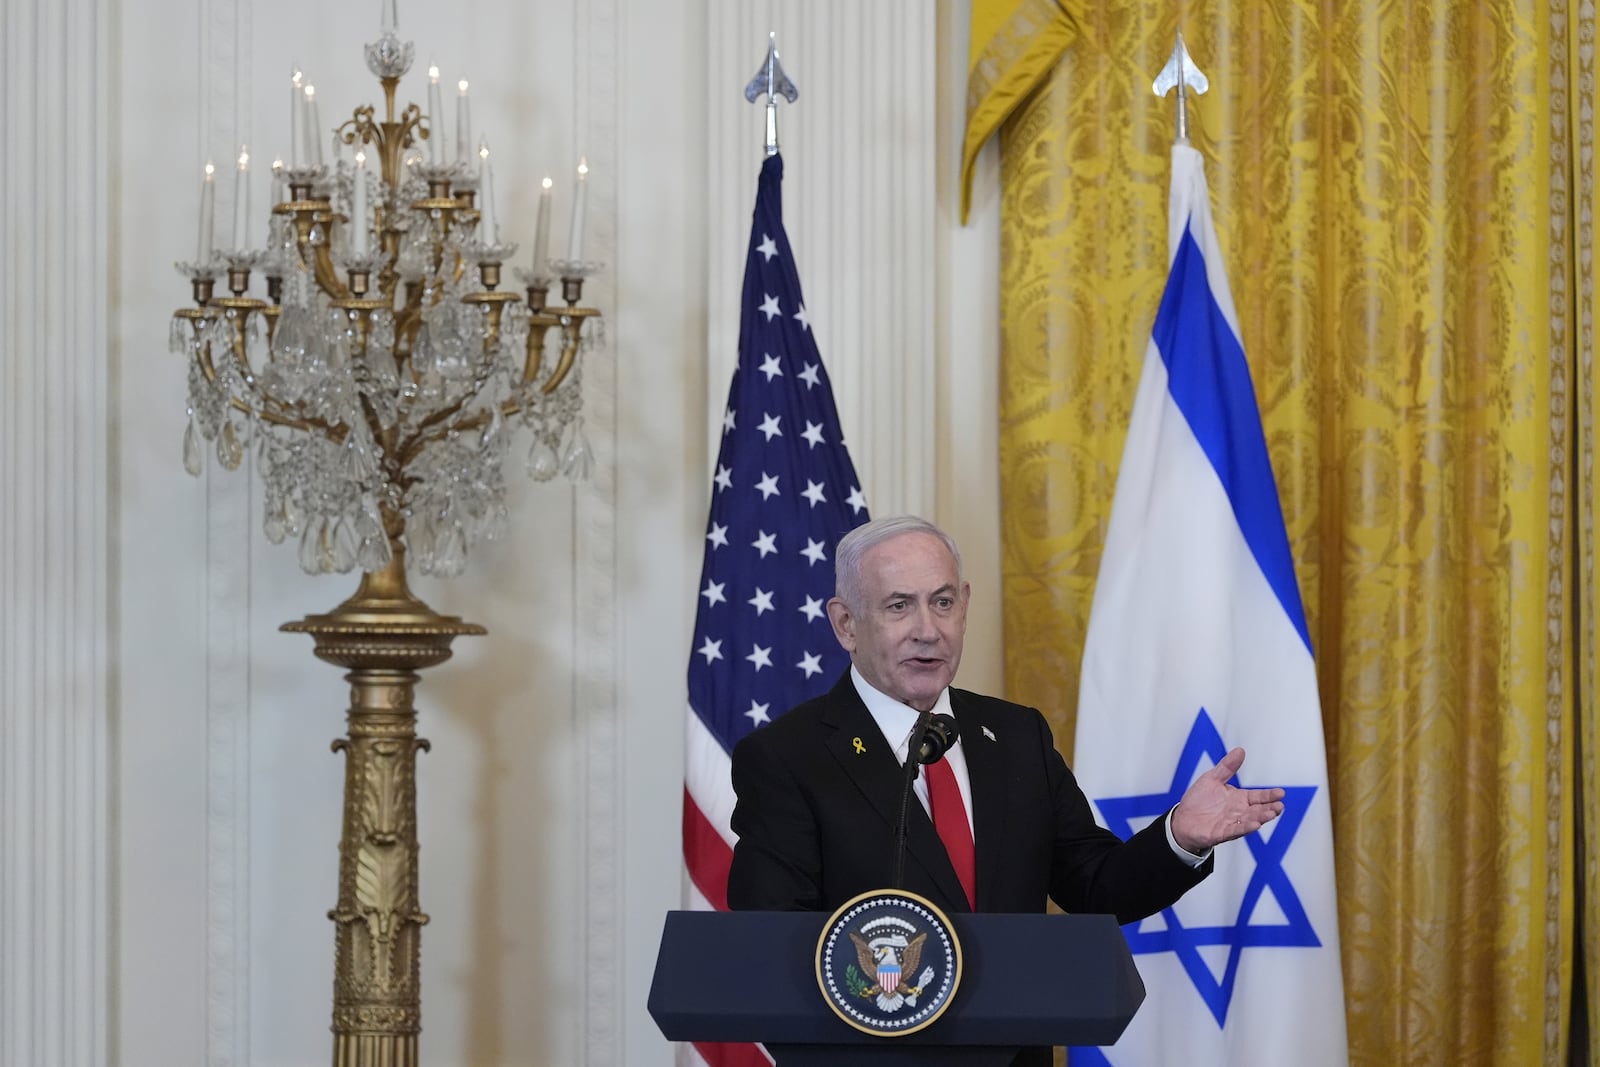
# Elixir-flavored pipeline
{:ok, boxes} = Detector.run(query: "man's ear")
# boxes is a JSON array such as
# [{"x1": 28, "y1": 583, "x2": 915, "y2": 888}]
[{"x1": 826, "y1": 597, "x2": 856, "y2": 652}]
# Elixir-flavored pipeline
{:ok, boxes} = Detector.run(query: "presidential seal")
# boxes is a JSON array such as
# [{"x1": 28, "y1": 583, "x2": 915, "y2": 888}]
[{"x1": 815, "y1": 889, "x2": 962, "y2": 1036}]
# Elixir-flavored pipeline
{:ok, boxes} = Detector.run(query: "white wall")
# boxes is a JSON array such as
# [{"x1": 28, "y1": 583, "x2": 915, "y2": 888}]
[{"x1": 2, "y1": 0, "x2": 1001, "y2": 1064}]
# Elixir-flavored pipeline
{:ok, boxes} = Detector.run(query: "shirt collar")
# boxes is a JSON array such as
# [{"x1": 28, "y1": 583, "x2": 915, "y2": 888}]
[{"x1": 850, "y1": 664, "x2": 955, "y2": 761}]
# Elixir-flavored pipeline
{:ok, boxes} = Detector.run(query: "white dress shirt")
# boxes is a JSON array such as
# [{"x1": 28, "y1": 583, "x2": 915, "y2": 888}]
[{"x1": 850, "y1": 666, "x2": 973, "y2": 831}]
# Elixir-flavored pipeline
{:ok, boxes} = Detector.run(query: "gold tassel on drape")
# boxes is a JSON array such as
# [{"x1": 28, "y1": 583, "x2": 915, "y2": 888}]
[{"x1": 966, "y1": 1, "x2": 1598, "y2": 1063}]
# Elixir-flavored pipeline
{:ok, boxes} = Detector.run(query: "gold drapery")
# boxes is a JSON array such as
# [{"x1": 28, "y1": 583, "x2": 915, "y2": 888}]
[{"x1": 968, "y1": 1, "x2": 1599, "y2": 1063}]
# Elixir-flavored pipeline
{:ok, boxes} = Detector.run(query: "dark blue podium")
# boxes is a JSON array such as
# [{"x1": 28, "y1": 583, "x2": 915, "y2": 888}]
[{"x1": 648, "y1": 910, "x2": 1144, "y2": 1066}]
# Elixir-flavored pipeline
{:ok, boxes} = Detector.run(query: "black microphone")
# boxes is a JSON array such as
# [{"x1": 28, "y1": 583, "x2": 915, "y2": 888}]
[
  {"x1": 913, "y1": 714, "x2": 960, "y2": 764},
  {"x1": 891, "y1": 713, "x2": 961, "y2": 889}
]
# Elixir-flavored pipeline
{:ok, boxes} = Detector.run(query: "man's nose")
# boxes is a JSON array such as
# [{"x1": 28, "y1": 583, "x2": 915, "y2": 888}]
[{"x1": 910, "y1": 603, "x2": 939, "y2": 639}]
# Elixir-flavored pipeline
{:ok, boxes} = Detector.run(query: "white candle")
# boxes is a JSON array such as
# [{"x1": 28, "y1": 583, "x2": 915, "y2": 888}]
[
  {"x1": 477, "y1": 140, "x2": 497, "y2": 243},
  {"x1": 197, "y1": 161, "x2": 215, "y2": 263},
  {"x1": 380, "y1": 0, "x2": 397, "y2": 34},
  {"x1": 426, "y1": 64, "x2": 443, "y2": 163},
  {"x1": 566, "y1": 157, "x2": 588, "y2": 261},
  {"x1": 532, "y1": 175, "x2": 552, "y2": 276},
  {"x1": 289, "y1": 67, "x2": 303, "y2": 168},
  {"x1": 271, "y1": 157, "x2": 286, "y2": 205},
  {"x1": 303, "y1": 84, "x2": 324, "y2": 167},
  {"x1": 231, "y1": 146, "x2": 250, "y2": 251},
  {"x1": 352, "y1": 150, "x2": 369, "y2": 254},
  {"x1": 456, "y1": 80, "x2": 471, "y2": 163}
]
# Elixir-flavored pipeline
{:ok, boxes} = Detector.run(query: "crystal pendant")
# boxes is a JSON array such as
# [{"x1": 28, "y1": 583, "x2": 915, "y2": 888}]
[
  {"x1": 330, "y1": 516, "x2": 359, "y2": 573},
  {"x1": 183, "y1": 415, "x2": 204, "y2": 476},
  {"x1": 481, "y1": 403, "x2": 504, "y2": 449},
  {"x1": 298, "y1": 517, "x2": 325, "y2": 574},
  {"x1": 406, "y1": 510, "x2": 436, "y2": 571},
  {"x1": 217, "y1": 419, "x2": 245, "y2": 471},
  {"x1": 317, "y1": 520, "x2": 340, "y2": 573},
  {"x1": 433, "y1": 521, "x2": 466, "y2": 577},
  {"x1": 561, "y1": 419, "x2": 593, "y2": 482},
  {"x1": 357, "y1": 530, "x2": 392, "y2": 572},
  {"x1": 528, "y1": 437, "x2": 559, "y2": 482},
  {"x1": 283, "y1": 496, "x2": 305, "y2": 538},
  {"x1": 263, "y1": 498, "x2": 288, "y2": 544}
]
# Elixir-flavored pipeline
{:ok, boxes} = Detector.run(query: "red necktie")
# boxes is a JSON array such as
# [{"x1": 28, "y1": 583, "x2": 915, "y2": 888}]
[{"x1": 925, "y1": 756, "x2": 976, "y2": 909}]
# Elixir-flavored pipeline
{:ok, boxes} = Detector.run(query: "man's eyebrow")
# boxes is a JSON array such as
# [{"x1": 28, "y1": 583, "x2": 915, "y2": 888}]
[{"x1": 879, "y1": 583, "x2": 958, "y2": 604}]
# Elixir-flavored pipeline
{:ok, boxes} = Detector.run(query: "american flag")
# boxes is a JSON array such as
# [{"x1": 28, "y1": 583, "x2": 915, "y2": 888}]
[{"x1": 682, "y1": 153, "x2": 868, "y2": 1067}]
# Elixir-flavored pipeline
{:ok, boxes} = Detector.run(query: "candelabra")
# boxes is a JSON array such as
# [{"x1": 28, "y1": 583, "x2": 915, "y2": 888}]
[{"x1": 169, "y1": 5, "x2": 601, "y2": 1063}]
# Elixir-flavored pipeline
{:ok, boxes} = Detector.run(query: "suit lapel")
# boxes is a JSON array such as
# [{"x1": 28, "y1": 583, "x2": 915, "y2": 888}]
[
  {"x1": 952, "y1": 690, "x2": 1010, "y2": 910},
  {"x1": 818, "y1": 674, "x2": 970, "y2": 909}
]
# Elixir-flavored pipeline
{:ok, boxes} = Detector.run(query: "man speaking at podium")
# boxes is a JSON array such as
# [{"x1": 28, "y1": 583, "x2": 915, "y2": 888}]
[{"x1": 725, "y1": 516, "x2": 1284, "y2": 1061}]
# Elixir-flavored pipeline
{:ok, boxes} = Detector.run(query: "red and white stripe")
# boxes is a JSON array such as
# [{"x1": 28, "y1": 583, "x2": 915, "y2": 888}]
[{"x1": 681, "y1": 706, "x2": 773, "y2": 1067}]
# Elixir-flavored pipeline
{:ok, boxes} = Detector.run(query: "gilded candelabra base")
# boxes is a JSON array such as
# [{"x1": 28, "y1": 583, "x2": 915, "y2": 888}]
[{"x1": 282, "y1": 553, "x2": 485, "y2": 1067}]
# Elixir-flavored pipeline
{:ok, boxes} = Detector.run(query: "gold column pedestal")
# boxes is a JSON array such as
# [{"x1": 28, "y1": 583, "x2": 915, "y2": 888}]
[{"x1": 282, "y1": 552, "x2": 485, "y2": 1067}]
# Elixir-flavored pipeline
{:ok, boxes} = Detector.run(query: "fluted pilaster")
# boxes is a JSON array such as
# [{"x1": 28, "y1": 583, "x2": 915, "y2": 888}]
[{"x1": 0, "y1": 0, "x2": 112, "y2": 1063}]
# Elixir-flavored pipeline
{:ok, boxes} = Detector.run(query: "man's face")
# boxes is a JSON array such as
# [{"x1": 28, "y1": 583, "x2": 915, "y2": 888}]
[{"x1": 827, "y1": 531, "x2": 969, "y2": 711}]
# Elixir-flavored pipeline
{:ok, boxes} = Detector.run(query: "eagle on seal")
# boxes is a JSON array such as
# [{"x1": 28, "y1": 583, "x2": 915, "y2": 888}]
[{"x1": 849, "y1": 931, "x2": 928, "y2": 999}]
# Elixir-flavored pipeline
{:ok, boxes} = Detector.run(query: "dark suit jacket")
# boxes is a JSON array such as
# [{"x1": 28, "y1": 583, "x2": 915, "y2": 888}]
[{"x1": 726, "y1": 672, "x2": 1212, "y2": 1066}]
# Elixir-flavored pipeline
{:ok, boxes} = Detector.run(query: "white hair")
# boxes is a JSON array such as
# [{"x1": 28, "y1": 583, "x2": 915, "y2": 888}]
[{"x1": 833, "y1": 515, "x2": 963, "y2": 609}]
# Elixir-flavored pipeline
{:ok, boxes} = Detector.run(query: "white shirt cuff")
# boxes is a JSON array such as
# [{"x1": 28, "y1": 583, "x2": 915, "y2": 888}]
[{"x1": 1165, "y1": 807, "x2": 1211, "y2": 867}]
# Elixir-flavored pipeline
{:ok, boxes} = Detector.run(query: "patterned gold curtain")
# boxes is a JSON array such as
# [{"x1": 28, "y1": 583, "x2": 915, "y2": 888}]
[{"x1": 965, "y1": 1, "x2": 1599, "y2": 1063}]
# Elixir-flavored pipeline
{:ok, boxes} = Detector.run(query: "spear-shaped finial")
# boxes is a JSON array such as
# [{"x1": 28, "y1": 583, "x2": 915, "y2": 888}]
[
  {"x1": 744, "y1": 31, "x2": 799, "y2": 157},
  {"x1": 1152, "y1": 32, "x2": 1209, "y2": 145}
]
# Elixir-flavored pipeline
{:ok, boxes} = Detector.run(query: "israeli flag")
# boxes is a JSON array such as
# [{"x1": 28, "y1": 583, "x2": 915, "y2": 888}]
[{"x1": 1071, "y1": 144, "x2": 1348, "y2": 1067}]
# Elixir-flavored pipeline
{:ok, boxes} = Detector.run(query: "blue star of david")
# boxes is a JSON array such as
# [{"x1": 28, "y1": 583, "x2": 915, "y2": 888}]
[{"x1": 1092, "y1": 708, "x2": 1321, "y2": 1028}]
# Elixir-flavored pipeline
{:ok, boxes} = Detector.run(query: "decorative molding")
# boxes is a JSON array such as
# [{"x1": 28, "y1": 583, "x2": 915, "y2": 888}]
[
  {"x1": 199, "y1": 1, "x2": 254, "y2": 1065},
  {"x1": 708, "y1": 0, "x2": 939, "y2": 518},
  {"x1": 0, "y1": 0, "x2": 111, "y2": 1064},
  {"x1": 576, "y1": 0, "x2": 622, "y2": 1062}
]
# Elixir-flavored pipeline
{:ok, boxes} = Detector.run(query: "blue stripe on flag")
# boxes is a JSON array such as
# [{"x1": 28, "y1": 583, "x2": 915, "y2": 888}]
[{"x1": 1151, "y1": 227, "x2": 1311, "y2": 652}]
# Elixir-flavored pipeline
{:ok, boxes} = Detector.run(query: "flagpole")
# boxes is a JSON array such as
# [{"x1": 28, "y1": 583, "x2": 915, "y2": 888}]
[
  {"x1": 744, "y1": 31, "x2": 799, "y2": 157},
  {"x1": 1153, "y1": 32, "x2": 1210, "y2": 145}
]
